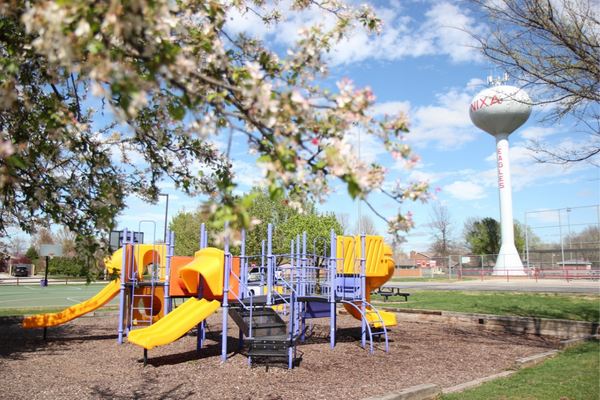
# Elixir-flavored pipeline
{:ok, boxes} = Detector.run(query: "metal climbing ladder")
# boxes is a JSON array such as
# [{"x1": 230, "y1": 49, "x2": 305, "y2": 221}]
[
  {"x1": 123, "y1": 223, "x2": 164, "y2": 333},
  {"x1": 334, "y1": 234, "x2": 390, "y2": 354},
  {"x1": 341, "y1": 300, "x2": 389, "y2": 354}
]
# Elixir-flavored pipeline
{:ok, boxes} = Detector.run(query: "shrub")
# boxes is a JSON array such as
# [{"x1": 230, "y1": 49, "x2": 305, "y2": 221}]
[{"x1": 47, "y1": 257, "x2": 85, "y2": 277}]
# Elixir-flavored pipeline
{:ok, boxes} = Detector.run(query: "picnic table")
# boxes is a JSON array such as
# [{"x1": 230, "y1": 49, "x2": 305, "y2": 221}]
[{"x1": 372, "y1": 286, "x2": 412, "y2": 302}]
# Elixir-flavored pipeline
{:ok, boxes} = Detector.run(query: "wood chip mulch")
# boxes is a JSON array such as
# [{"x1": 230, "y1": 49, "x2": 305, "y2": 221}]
[{"x1": 0, "y1": 310, "x2": 558, "y2": 399}]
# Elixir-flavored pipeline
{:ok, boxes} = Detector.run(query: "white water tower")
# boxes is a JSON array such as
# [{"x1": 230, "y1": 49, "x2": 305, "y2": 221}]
[{"x1": 469, "y1": 76, "x2": 532, "y2": 276}]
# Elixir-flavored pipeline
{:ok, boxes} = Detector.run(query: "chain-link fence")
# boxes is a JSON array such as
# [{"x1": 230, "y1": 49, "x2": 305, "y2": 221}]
[
  {"x1": 396, "y1": 249, "x2": 599, "y2": 280},
  {"x1": 524, "y1": 205, "x2": 599, "y2": 271},
  {"x1": 393, "y1": 205, "x2": 599, "y2": 280}
]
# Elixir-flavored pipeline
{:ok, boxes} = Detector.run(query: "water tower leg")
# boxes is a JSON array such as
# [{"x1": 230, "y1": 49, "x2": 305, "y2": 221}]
[{"x1": 493, "y1": 134, "x2": 525, "y2": 276}]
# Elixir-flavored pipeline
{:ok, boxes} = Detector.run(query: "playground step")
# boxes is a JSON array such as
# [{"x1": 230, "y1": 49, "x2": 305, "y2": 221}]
[
  {"x1": 237, "y1": 294, "x2": 291, "y2": 307},
  {"x1": 229, "y1": 307, "x2": 287, "y2": 337},
  {"x1": 246, "y1": 334, "x2": 295, "y2": 345},
  {"x1": 247, "y1": 347, "x2": 288, "y2": 358},
  {"x1": 237, "y1": 308, "x2": 279, "y2": 317},
  {"x1": 246, "y1": 335, "x2": 298, "y2": 358},
  {"x1": 252, "y1": 322, "x2": 287, "y2": 330}
]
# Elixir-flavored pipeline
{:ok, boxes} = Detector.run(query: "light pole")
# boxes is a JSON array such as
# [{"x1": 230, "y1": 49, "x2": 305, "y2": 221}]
[
  {"x1": 566, "y1": 207, "x2": 572, "y2": 258},
  {"x1": 357, "y1": 125, "x2": 362, "y2": 235},
  {"x1": 159, "y1": 193, "x2": 169, "y2": 242}
]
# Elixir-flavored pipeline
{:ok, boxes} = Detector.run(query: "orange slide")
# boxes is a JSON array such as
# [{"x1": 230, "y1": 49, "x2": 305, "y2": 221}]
[
  {"x1": 127, "y1": 248, "x2": 225, "y2": 350},
  {"x1": 23, "y1": 279, "x2": 121, "y2": 329}
]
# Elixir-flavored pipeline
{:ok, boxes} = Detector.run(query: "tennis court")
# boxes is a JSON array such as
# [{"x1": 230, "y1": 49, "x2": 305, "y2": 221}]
[{"x1": 0, "y1": 283, "x2": 119, "y2": 309}]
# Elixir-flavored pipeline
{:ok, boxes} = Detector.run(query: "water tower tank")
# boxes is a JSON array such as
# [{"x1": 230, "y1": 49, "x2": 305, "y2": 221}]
[{"x1": 469, "y1": 85, "x2": 531, "y2": 136}]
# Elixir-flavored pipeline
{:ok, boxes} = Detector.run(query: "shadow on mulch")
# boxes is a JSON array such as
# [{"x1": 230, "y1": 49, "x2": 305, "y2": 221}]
[
  {"x1": 0, "y1": 321, "x2": 119, "y2": 360},
  {"x1": 89, "y1": 383, "x2": 196, "y2": 400},
  {"x1": 141, "y1": 342, "x2": 233, "y2": 367}
]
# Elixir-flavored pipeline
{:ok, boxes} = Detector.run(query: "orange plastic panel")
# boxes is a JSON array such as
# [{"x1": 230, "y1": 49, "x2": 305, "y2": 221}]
[
  {"x1": 227, "y1": 257, "x2": 240, "y2": 300},
  {"x1": 169, "y1": 256, "x2": 196, "y2": 297}
]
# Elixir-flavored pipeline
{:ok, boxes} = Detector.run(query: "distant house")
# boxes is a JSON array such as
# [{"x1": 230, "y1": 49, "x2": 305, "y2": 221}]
[
  {"x1": 409, "y1": 251, "x2": 435, "y2": 268},
  {"x1": 556, "y1": 258, "x2": 592, "y2": 269}
]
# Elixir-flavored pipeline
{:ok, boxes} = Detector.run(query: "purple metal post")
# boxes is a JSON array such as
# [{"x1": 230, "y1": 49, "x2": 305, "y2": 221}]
[
  {"x1": 117, "y1": 228, "x2": 128, "y2": 344},
  {"x1": 301, "y1": 232, "x2": 309, "y2": 341},
  {"x1": 266, "y1": 224, "x2": 273, "y2": 306},
  {"x1": 239, "y1": 229, "x2": 246, "y2": 349},
  {"x1": 197, "y1": 224, "x2": 206, "y2": 354},
  {"x1": 261, "y1": 240, "x2": 266, "y2": 286},
  {"x1": 164, "y1": 229, "x2": 173, "y2": 314},
  {"x1": 241, "y1": 229, "x2": 247, "y2": 298},
  {"x1": 360, "y1": 234, "x2": 366, "y2": 348},
  {"x1": 330, "y1": 229, "x2": 336, "y2": 348},
  {"x1": 221, "y1": 221, "x2": 231, "y2": 362},
  {"x1": 302, "y1": 232, "x2": 307, "y2": 298}
]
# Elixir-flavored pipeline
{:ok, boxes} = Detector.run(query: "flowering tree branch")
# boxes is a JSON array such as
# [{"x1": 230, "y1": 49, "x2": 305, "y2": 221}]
[{"x1": 0, "y1": 0, "x2": 431, "y2": 263}]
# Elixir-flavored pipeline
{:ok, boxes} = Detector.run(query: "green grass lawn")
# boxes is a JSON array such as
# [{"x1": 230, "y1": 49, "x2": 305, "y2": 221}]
[
  {"x1": 439, "y1": 341, "x2": 600, "y2": 400},
  {"x1": 371, "y1": 290, "x2": 600, "y2": 322}
]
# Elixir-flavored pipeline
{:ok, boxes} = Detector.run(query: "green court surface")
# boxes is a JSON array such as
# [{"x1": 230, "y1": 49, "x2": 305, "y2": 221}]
[{"x1": 0, "y1": 283, "x2": 120, "y2": 309}]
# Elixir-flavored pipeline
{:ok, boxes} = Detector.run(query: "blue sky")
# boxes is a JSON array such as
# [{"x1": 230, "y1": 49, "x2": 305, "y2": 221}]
[
  {"x1": 120, "y1": 0, "x2": 599, "y2": 253},
  {"x1": 12, "y1": 0, "x2": 599, "y2": 254},
  {"x1": 121, "y1": 0, "x2": 597, "y2": 254}
]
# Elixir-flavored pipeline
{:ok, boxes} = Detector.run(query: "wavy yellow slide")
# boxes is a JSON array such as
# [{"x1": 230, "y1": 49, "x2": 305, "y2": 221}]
[
  {"x1": 338, "y1": 236, "x2": 397, "y2": 328},
  {"x1": 22, "y1": 279, "x2": 121, "y2": 329},
  {"x1": 127, "y1": 247, "x2": 225, "y2": 350}
]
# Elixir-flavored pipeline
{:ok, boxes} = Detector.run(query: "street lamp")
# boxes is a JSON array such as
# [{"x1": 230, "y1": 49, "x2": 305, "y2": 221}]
[
  {"x1": 566, "y1": 207, "x2": 572, "y2": 251},
  {"x1": 357, "y1": 125, "x2": 362, "y2": 234},
  {"x1": 159, "y1": 193, "x2": 169, "y2": 242}
]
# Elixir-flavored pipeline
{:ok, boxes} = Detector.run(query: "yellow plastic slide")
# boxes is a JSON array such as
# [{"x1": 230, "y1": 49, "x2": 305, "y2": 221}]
[
  {"x1": 22, "y1": 279, "x2": 121, "y2": 329},
  {"x1": 127, "y1": 297, "x2": 220, "y2": 350},
  {"x1": 126, "y1": 247, "x2": 225, "y2": 350},
  {"x1": 337, "y1": 236, "x2": 397, "y2": 328}
]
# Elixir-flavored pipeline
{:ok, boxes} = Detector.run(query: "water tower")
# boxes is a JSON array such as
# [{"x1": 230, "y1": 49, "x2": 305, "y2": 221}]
[{"x1": 469, "y1": 75, "x2": 532, "y2": 276}]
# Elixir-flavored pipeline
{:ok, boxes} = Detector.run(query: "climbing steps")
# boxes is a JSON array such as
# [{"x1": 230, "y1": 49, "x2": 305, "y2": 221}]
[
  {"x1": 229, "y1": 305, "x2": 296, "y2": 361},
  {"x1": 341, "y1": 300, "x2": 390, "y2": 354}
]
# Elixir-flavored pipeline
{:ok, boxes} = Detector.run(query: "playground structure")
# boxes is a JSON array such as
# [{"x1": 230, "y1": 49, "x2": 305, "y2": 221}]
[{"x1": 23, "y1": 223, "x2": 397, "y2": 368}]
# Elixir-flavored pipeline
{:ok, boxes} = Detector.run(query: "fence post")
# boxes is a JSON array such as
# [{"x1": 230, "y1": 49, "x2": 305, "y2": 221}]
[
  {"x1": 566, "y1": 269, "x2": 570, "y2": 283},
  {"x1": 535, "y1": 268, "x2": 538, "y2": 283},
  {"x1": 506, "y1": 269, "x2": 509, "y2": 282},
  {"x1": 481, "y1": 268, "x2": 484, "y2": 281}
]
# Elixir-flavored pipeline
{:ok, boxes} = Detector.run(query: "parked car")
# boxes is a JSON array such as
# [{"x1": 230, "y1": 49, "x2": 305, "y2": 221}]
[{"x1": 12, "y1": 266, "x2": 28, "y2": 277}]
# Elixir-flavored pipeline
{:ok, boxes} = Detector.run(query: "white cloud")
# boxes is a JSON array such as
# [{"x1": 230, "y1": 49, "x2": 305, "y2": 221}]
[
  {"x1": 222, "y1": 1, "x2": 484, "y2": 67},
  {"x1": 577, "y1": 188, "x2": 597, "y2": 197},
  {"x1": 329, "y1": 1, "x2": 484, "y2": 65},
  {"x1": 518, "y1": 126, "x2": 558, "y2": 140},
  {"x1": 343, "y1": 126, "x2": 388, "y2": 163},
  {"x1": 444, "y1": 181, "x2": 487, "y2": 200},
  {"x1": 526, "y1": 208, "x2": 560, "y2": 224},
  {"x1": 406, "y1": 87, "x2": 478, "y2": 149},
  {"x1": 231, "y1": 158, "x2": 264, "y2": 189},
  {"x1": 490, "y1": 144, "x2": 591, "y2": 191},
  {"x1": 421, "y1": 2, "x2": 486, "y2": 63},
  {"x1": 407, "y1": 168, "x2": 451, "y2": 184},
  {"x1": 369, "y1": 101, "x2": 411, "y2": 117}
]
